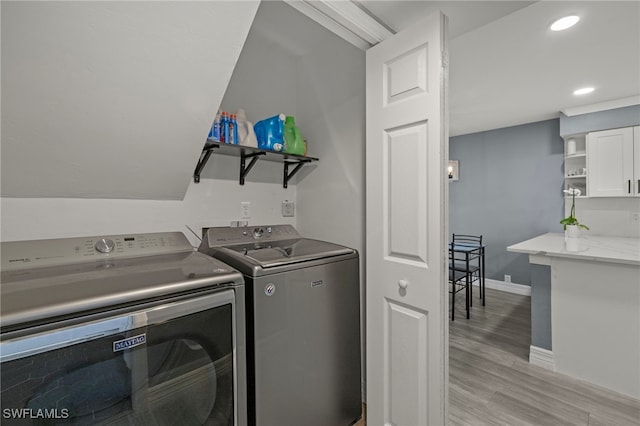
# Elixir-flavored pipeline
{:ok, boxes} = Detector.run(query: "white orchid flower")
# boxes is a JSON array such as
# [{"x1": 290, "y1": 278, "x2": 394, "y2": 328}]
[
  {"x1": 561, "y1": 188, "x2": 588, "y2": 230},
  {"x1": 562, "y1": 188, "x2": 581, "y2": 197}
]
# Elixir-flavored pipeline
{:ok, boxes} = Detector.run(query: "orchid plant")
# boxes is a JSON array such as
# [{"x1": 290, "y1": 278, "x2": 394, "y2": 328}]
[{"x1": 561, "y1": 188, "x2": 589, "y2": 230}]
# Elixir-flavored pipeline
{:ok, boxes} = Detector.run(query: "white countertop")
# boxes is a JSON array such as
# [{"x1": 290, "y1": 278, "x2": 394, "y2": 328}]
[{"x1": 507, "y1": 233, "x2": 640, "y2": 266}]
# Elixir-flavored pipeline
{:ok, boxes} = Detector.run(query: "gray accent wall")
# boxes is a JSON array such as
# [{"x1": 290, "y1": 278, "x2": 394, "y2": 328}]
[
  {"x1": 449, "y1": 119, "x2": 564, "y2": 285},
  {"x1": 560, "y1": 105, "x2": 640, "y2": 136},
  {"x1": 530, "y1": 264, "x2": 552, "y2": 350}
]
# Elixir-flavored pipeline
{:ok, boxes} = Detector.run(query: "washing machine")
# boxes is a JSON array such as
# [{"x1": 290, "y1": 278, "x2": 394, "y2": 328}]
[
  {"x1": 198, "y1": 225, "x2": 361, "y2": 426},
  {"x1": 1, "y1": 232, "x2": 246, "y2": 426}
]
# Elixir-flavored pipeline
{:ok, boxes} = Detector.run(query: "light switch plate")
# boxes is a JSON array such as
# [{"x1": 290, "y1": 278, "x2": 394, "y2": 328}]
[
  {"x1": 282, "y1": 201, "x2": 295, "y2": 217},
  {"x1": 241, "y1": 202, "x2": 251, "y2": 219}
]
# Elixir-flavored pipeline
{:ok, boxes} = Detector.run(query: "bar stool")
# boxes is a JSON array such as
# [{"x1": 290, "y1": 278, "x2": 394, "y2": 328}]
[
  {"x1": 449, "y1": 246, "x2": 470, "y2": 320},
  {"x1": 451, "y1": 234, "x2": 484, "y2": 306}
]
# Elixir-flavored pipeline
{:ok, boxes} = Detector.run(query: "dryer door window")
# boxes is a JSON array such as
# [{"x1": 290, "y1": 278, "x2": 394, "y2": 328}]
[{"x1": 1, "y1": 290, "x2": 236, "y2": 426}]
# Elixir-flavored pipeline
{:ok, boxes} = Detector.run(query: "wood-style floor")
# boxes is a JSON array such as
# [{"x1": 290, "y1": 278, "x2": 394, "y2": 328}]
[
  {"x1": 356, "y1": 288, "x2": 640, "y2": 425},
  {"x1": 449, "y1": 288, "x2": 640, "y2": 425}
]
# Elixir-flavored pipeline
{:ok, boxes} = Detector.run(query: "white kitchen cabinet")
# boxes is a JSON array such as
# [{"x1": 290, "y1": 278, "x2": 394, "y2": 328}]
[
  {"x1": 635, "y1": 126, "x2": 640, "y2": 195},
  {"x1": 587, "y1": 127, "x2": 636, "y2": 197}
]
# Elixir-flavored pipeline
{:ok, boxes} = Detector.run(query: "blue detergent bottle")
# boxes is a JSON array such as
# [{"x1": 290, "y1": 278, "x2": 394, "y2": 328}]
[
  {"x1": 220, "y1": 111, "x2": 229, "y2": 143},
  {"x1": 230, "y1": 114, "x2": 239, "y2": 144},
  {"x1": 253, "y1": 114, "x2": 285, "y2": 151},
  {"x1": 208, "y1": 111, "x2": 221, "y2": 142}
]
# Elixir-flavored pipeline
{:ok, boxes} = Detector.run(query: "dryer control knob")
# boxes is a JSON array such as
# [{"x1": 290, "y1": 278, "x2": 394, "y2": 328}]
[
  {"x1": 95, "y1": 238, "x2": 116, "y2": 253},
  {"x1": 253, "y1": 228, "x2": 264, "y2": 239}
]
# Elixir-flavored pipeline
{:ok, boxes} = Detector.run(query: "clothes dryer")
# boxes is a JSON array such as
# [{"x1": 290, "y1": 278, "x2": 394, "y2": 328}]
[{"x1": 1, "y1": 232, "x2": 246, "y2": 426}]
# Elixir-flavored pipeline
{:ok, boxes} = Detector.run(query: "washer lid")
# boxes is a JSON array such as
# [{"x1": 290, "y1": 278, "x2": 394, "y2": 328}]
[{"x1": 221, "y1": 238, "x2": 354, "y2": 268}]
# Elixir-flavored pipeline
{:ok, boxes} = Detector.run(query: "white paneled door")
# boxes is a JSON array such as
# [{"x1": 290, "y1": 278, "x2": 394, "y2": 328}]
[{"x1": 366, "y1": 11, "x2": 449, "y2": 426}]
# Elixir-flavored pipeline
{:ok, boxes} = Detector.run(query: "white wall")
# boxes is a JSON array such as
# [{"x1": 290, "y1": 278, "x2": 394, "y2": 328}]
[
  {"x1": 292, "y1": 10, "x2": 367, "y2": 401},
  {"x1": 216, "y1": 0, "x2": 367, "y2": 259},
  {"x1": 218, "y1": 0, "x2": 367, "y2": 398},
  {"x1": 0, "y1": 180, "x2": 295, "y2": 246},
  {"x1": 294, "y1": 25, "x2": 366, "y2": 285},
  {"x1": 218, "y1": 14, "x2": 298, "y2": 125},
  {"x1": 0, "y1": 1, "x2": 301, "y2": 245},
  {"x1": 1, "y1": 1, "x2": 259, "y2": 201},
  {"x1": 568, "y1": 197, "x2": 640, "y2": 238},
  {"x1": 294, "y1": 32, "x2": 366, "y2": 256}
]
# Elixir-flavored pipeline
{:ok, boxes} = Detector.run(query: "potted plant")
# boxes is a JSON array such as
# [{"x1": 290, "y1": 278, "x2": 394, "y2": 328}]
[{"x1": 561, "y1": 188, "x2": 589, "y2": 242}]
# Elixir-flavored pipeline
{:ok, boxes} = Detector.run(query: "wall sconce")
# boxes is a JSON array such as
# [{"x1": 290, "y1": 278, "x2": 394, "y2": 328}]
[{"x1": 448, "y1": 160, "x2": 459, "y2": 182}]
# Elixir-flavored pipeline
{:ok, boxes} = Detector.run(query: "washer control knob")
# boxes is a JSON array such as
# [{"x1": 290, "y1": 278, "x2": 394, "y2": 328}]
[
  {"x1": 95, "y1": 238, "x2": 116, "y2": 253},
  {"x1": 398, "y1": 279, "x2": 409, "y2": 289},
  {"x1": 253, "y1": 228, "x2": 264, "y2": 239}
]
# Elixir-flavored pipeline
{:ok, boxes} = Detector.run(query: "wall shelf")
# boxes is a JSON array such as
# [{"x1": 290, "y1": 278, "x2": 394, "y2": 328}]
[
  {"x1": 193, "y1": 139, "x2": 318, "y2": 188},
  {"x1": 563, "y1": 134, "x2": 587, "y2": 196},
  {"x1": 565, "y1": 152, "x2": 586, "y2": 159}
]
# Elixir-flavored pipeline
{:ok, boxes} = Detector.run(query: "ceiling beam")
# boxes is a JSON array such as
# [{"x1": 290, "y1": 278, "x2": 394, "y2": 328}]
[
  {"x1": 283, "y1": 0, "x2": 393, "y2": 50},
  {"x1": 561, "y1": 96, "x2": 640, "y2": 117}
]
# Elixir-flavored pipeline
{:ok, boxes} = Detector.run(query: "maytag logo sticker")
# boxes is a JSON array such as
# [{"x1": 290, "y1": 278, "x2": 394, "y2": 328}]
[
  {"x1": 311, "y1": 280, "x2": 324, "y2": 287},
  {"x1": 264, "y1": 283, "x2": 276, "y2": 296},
  {"x1": 113, "y1": 334, "x2": 146, "y2": 352}
]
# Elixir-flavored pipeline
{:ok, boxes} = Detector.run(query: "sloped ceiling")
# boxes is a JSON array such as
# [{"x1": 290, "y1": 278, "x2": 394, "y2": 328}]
[{"x1": 1, "y1": 1, "x2": 259, "y2": 200}]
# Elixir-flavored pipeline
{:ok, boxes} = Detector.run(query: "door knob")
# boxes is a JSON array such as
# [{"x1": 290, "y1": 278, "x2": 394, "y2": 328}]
[{"x1": 398, "y1": 279, "x2": 409, "y2": 289}]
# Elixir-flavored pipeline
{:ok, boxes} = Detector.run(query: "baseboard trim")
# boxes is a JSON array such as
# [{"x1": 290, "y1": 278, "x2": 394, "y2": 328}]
[
  {"x1": 529, "y1": 345, "x2": 555, "y2": 371},
  {"x1": 475, "y1": 278, "x2": 531, "y2": 296}
]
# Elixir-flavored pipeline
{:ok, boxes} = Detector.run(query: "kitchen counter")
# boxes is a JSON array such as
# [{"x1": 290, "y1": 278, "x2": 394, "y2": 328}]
[
  {"x1": 507, "y1": 232, "x2": 640, "y2": 266},
  {"x1": 507, "y1": 233, "x2": 640, "y2": 399}
]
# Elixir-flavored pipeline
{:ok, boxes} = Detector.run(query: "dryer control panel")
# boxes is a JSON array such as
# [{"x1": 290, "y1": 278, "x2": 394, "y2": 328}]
[
  {"x1": 1, "y1": 232, "x2": 194, "y2": 270},
  {"x1": 201, "y1": 225, "x2": 300, "y2": 248}
]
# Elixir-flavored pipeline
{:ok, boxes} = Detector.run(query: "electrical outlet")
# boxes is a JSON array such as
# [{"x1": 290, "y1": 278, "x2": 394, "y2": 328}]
[
  {"x1": 241, "y1": 202, "x2": 251, "y2": 219},
  {"x1": 282, "y1": 201, "x2": 295, "y2": 217},
  {"x1": 504, "y1": 274, "x2": 512, "y2": 283}
]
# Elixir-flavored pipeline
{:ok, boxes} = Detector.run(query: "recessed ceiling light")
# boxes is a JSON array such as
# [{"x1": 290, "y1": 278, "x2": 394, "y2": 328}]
[
  {"x1": 550, "y1": 15, "x2": 580, "y2": 31},
  {"x1": 573, "y1": 87, "x2": 595, "y2": 95}
]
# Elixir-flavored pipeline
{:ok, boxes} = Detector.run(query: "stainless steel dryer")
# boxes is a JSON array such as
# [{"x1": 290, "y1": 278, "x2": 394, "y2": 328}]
[
  {"x1": 1, "y1": 232, "x2": 246, "y2": 426},
  {"x1": 198, "y1": 225, "x2": 361, "y2": 426}
]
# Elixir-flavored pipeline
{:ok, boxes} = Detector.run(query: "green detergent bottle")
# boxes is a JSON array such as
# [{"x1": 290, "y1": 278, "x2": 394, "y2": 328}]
[{"x1": 283, "y1": 116, "x2": 305, "y2": 156}]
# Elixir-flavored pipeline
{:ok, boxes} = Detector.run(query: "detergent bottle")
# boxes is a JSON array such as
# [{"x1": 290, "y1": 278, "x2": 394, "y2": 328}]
[
  {"x1": 283, "y1": 116, "x2": 305, "y2": 156},
  {"x1": 235, "y1": 108, "x2": 258, "y2": 148},
  {"x1": 220, "y1": 111, "x2": 229, "y2": 143},
  {"x1": 253, "y1": 114, "x2": 285, "y2": 152},
  {"x1": 229, "y1": 114, "x2": 238, "y2": 144},
  {"x1": 208, "y1": 111, "x2": 221, "y2": 142}
]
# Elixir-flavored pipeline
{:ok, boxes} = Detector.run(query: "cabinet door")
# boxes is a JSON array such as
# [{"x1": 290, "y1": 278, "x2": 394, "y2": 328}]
[
  {"x1": 635, "y1": 126, "x2": 640, "y2": 196},
  {"x1": 587, "y1": 127, "x2": 634, "y2": 197}
]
